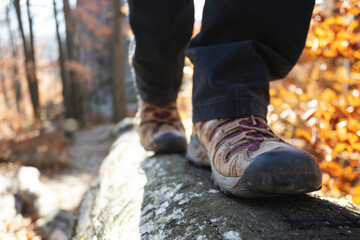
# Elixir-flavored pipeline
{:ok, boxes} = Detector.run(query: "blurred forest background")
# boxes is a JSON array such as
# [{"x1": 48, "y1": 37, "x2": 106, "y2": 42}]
[{"x1": 1, "y1": 0, "x2": 360, "y2": 237}]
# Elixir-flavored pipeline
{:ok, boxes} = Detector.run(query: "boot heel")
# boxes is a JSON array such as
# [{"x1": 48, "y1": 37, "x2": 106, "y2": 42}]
[{"x1": 186, "y1": 134, "x2": 210, "y2": 167}]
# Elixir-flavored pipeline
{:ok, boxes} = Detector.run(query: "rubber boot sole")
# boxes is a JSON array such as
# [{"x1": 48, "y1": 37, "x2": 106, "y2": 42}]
[{"x1": 142, "y1": 132, "x2": 187, "y2": 154}]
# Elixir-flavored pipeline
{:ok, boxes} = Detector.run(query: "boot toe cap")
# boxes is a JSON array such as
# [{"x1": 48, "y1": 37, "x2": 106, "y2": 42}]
[
  {"x1": 242, "y1": 146, "x2": 322, "y2": 194},
  {"x1": 150, "y1": 132, "x2": 187, "y2": 154}
]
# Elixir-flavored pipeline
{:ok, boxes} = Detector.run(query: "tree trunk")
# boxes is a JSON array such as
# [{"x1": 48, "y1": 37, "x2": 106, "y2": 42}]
[
  {"x1": 111, "y1": 0, "x2": 127, "y2": 122},
  {"x1": 6, "y1": 4, "x2": 22, "y2": 111},
  {"x1": 14, "y1": 0, "x2": 39, "y2": 118},
  {"x1": 0, "y1": 30, "x2": 9, "y2": 107},
  {"x1": 26, "y1": 0, "x2": 36, "y2": 66},
  {"x1": 53, "y1": 0, "x2": 70, "y2": 119},
  {"x1": 0, "y1": 75, "x2": 10, "y2": 108},
  {"x1": 62, "y1": 0, "x2": 75, "y2": 119},
  {"x1": 63, "y1": 0, "x2": 84, "y2": 125}
]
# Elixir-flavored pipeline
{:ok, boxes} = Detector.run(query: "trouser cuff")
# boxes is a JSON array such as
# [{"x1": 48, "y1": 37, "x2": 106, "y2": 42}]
[{"x1": 193, "y1": 97, "x2": 268, "y2": 122}]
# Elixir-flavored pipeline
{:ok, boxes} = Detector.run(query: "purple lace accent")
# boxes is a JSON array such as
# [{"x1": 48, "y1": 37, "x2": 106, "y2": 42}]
[
  {"x1": 215, "y1": 131, "x2": 245, "y2": 150},
  {"x1": 209, "y1": 119, "x2": 233, "y2": 141},
  {"x1": 154, "y1": 111, "x2": 171, "y2": 119},
  {"x1": 143, "y1": 105, "x2": 180, "y2": 134},
  {"x1": 216, "y1": 116, "x2": 279, "y2": 160}
]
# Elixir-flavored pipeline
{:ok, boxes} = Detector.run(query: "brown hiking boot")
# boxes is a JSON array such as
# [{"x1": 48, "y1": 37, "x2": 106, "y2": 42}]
[
  {"x1": 135, "y1": 99, "x2": 187, "y2": 153},
  {"x1": 187, "y1": 115, "x2": 322, "y2": 197}
]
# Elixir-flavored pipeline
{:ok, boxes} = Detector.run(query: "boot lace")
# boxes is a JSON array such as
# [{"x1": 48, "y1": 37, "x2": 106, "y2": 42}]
[{"x1": 214, "y1": 116, "x2": 281, "y2": 161}]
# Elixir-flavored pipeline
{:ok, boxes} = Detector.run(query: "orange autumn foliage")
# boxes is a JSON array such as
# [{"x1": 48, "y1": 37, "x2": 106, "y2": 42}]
[{"x1": 266, "y1": 1, "x2": 360, "y2": 204}]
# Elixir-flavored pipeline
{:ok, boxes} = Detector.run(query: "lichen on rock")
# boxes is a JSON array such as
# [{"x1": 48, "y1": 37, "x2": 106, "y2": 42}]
[{"x1": 75, "y1": 125, "x2": 360, "y2": 240}]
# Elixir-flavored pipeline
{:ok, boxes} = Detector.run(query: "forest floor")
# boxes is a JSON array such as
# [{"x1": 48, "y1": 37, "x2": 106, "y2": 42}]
[
  {"x1": 0, "y1": 123, "x2": 115, "y2": 239},
  {"x1": 40, "y1": 123, "x2": 114, "y2": 211}
]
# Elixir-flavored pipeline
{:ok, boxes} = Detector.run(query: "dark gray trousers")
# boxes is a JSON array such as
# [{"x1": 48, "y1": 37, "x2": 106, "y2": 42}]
[{"x1": 129, "y1": 0, "x2": 315, "y2": 121}]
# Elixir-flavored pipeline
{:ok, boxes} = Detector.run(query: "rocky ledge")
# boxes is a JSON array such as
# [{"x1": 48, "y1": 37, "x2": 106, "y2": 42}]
[{"x1": 75, "y1": 122, "x2": 360, "y2": 240}]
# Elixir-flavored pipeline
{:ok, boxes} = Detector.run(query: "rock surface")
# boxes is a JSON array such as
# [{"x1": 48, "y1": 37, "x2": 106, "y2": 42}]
[
  {"x1": 75, "y1": 126, "x2": 360, "y2": 240},
  {"x1": 17, "y1": 166, "x2": 74, "y2": 240}
]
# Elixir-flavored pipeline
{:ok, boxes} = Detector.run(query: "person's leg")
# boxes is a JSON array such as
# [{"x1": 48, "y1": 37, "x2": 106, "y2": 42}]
[
  {"x1": 129, "y1": 0, "x2": 194, "y2": 153},
  {"x1": 187, "y1": 0, "x2": 315, "y2": 121},
  {"x1": 129, "y1": 0, "x2": 194, "y2": 107},
  {"x1": 186, "y1": 0, "x2": 322, "y2": 197}
]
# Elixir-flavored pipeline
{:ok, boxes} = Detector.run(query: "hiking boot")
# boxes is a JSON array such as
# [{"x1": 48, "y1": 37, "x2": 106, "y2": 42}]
[
  {"x1": 135, "y1": 99, "x2": 187, "y2": 153},
  {"x1": 187, "y1": 115, "x2": 322, "y2": 197}
]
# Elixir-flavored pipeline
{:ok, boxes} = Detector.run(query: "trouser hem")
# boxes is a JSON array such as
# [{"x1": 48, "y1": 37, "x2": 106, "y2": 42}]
[
  {"x1": 193, "y1": 97, "x2": 268, "y2": 122},
  {"x1": 138, "y1": 90, "x2": 177, "y2": 107}
]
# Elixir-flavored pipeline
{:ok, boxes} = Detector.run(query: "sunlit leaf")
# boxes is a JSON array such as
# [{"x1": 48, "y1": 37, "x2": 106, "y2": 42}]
[
  {"x1": 295, "y1": 128, "x2": 312, "y2": 143},
  {"x1": 320, "y1": 161, "x2": 343, "y2": 178},
  {"x1": 331, "y1": 143, "x2": 348, "y2": 158}
]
